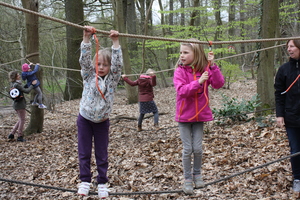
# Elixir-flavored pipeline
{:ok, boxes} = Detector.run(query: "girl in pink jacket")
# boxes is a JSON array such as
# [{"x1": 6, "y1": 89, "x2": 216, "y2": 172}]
[{"x1": 173, "y1": 40, "x2": 224, "y2": 195}]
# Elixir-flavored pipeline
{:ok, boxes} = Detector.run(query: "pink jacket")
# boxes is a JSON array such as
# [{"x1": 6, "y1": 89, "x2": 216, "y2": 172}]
[{"x1": 173, "y1": 64, "x2": 224, "y2": 122}]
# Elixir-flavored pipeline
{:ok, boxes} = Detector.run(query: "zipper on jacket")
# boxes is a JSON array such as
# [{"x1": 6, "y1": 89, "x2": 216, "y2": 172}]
[{"x1": 193, "y1": 68, "x2": 199, "y2": 121}]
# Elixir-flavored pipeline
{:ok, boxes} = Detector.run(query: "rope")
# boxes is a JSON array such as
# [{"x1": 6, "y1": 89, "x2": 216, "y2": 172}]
[
  {"x1": 281, "y1": 74, "x2": 300, "y2": 94},
  {"x1": 1, "y1": 151, "x2": 300, "y2": 196},
  {"x1": 0, "y1": 52, "x2": 39, "y2": 67},
  {"x1": 1, "y1": 1, "x2": 300, "y2": 45},
  {"x1": 89, "y1": 27, "x2": 106, "y2": 100}
]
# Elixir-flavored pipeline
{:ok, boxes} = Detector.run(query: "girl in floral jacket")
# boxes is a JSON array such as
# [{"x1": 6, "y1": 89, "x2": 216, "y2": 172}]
[{"x1": 77, "y1": 26, "x2": 123, "y2": 199}]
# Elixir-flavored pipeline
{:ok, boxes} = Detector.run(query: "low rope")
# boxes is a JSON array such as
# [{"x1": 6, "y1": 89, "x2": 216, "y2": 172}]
[
  {"x1": 1, "y1": 151, "x2": 299, "y2": 196},
  {"x1": 1, "y1": 1, "x2": 300, "y2": 45}
]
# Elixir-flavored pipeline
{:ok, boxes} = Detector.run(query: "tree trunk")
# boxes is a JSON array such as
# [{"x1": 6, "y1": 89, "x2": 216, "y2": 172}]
[
  {"x1": 257, "y1": 0, "x2": 279, "y2": 112},
  {"x1": 21, "y1": 0, "x2": 43, "y2": 134},
  {"x1": 127, "y1": 0, "x2": 138, "y2": 52},
  {"x1": 113, "y1": 0, "x2": 138, "y2": 104},
  {"x1": 63, "y1": 0, "x2": 84, "y2": 100},
  {"x1": 213, "y1": 0, "x2": 223, "y2": 49}
]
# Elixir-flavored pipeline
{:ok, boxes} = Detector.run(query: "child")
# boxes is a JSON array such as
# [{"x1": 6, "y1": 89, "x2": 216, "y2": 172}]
[
  {"x1": 122, "y1": 69, "x2": 159, "y2": 131},
  {"x1": 8, "y1": 71, "x2": 37, "y2": 142},
  {"x1": 77, "y1": 26, "x2": 123, "y2": 198},
  {"x1": 173, "y1": 40, "x2": 224, "y2": 194},
  {"x1": 21, "y1": 62, "x2": 47, "y2": 109}
]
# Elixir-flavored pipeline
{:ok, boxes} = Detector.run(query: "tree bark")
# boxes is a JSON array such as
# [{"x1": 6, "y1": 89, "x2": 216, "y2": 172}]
[
  {"x1": 257, "y1": 0, "x2": 279, "y2": 112},
  {"x1": 113, "y1": 0, "x2": 138, "y2": 104},
  {"x1": 21, "y1": 0, "x2": 44, "y2": 134},
  {"x1": 63, "y1": 0, "x2": 84, "y2": 100}
]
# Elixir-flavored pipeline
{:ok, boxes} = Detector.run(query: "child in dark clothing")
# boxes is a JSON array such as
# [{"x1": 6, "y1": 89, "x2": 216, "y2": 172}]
[
  {"x1": 122, "y1": 69, "x2": 159, "y2": 131},
  {"x1": 8, "y1": 71, "x2": 37, "y2": 142},
  {"x1": 21, "y1": 63, "x2": 46, "y2": 109}
]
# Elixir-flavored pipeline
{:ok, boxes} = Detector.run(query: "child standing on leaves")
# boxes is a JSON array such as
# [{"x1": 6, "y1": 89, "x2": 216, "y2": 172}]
[
  {"x1": 21, "y1": 63, "x2": 47, "y2": 109},
  {"x1": 8, "y1": 71, "x2": 37, "y2": 142},
  {"x1": 122, "y1": 69, "x2": 159, "y2": 131},
  {"x1": 76, "y1": 26, "x2": 123, "y2": 199},
  {"x1": 173, "y1": 40, "x2": 224, "y2": 194}
]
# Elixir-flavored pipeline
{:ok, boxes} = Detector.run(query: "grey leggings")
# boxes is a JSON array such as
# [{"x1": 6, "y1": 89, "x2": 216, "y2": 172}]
[
  {"x1": 178, "y1": 122, "x2": 204, "y2": 180},
  {"x1": 138, "y1": 111, "x2": 159, "y2": 126},
  {"x1": 33, "y1": 86, "x2": 43, "y2": 104}
]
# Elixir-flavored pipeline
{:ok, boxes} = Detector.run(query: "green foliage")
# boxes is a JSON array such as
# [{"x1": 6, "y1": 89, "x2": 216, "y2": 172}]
[{"x1": 213, "y1": 93, "x2": 261, "y2": 124}]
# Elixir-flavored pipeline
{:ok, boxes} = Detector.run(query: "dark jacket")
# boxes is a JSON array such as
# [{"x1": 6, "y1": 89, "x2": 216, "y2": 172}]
[
  {"x1": 10, "y1": 81, "x2": 34, "y2": 110},
  {"x1": 22, "y1": 64, "x2": 40, "y2": 88},
  {"x1": 123, "y1": 75, "x2": 156, "y2": 102},
  {"x1": 275, "y1": 58, "x2": 300, "y2": 127}
]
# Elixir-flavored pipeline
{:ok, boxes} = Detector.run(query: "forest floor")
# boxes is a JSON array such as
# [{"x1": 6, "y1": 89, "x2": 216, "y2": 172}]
[{"x1": 0, "y1": 79, "x2": 299, "y2": 200}]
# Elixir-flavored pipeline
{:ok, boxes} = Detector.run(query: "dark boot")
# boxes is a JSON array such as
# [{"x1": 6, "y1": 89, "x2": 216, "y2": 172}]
[
  {"x1": 137, "y1": 125, "x2": 142, "y2": 132},
  {"x1": 154, "y1": 123, "x2": 161, "y2": 130},
  {"x1": 8, "y1": 134, "x2": 14, "y2": 140},
  {"x1": 17, "y1": 136, "x2": 26, "y2": 142}
]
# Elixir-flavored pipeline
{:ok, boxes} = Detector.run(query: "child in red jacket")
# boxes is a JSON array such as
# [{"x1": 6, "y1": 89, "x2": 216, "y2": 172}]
[{"x1": 122, "y1": 69, "x2": 159, "y2": 131}]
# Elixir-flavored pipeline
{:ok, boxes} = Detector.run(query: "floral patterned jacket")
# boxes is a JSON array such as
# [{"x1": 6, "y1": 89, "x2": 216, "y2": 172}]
[{"x1": 79, "y1": 42, "x2": 123, "y2": 123}]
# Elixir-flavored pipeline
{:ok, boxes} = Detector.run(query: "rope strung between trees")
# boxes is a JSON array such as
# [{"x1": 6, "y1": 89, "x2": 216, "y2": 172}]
[
  {"x1": 1, "y1": 1, "x2": 300, "y2": 45},
  {"x1": 0, "y1": 52, "x2": 39, "y2": 67},
  {"x1": 11, "y1": 43, "x2": 287, "y2": 77},
  {"x1": 1, "y1": 151, "x2": 299, "y2": 196},
  {"x1": 1, "y1": 43, "x2": 285, "y2": 77}
]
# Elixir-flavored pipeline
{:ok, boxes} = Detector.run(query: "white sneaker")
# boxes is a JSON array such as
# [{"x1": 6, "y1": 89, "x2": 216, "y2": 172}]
[
  {"x1": 293, "y1": 179, "x2": 300, "y2": 192},
  {"x1": 78, "y1": 182, "x2": 91, "y2": 196},
  {"x1": 98, "y1": 184, "x2": 109, "y2": 199},
  {"x1": 38, "y1": 104, "x2": 47, "y2": 109},
  {"x1": 31, "y1": 102, "x2": 39, "y2": 106}
]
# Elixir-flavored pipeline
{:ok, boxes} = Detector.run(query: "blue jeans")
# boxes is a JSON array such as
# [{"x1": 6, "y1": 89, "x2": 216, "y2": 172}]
[
  {"x1": 286, "y1": 127, "x2": 300, "y2": 180},
  {"x1": 178, "y1": 122, "x2": 203, "y2": 180}
]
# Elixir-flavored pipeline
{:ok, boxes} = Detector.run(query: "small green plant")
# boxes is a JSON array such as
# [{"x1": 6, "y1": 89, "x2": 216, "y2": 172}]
[{"x1": 212, "y1": 93, "x2": 261, "y2": 124}]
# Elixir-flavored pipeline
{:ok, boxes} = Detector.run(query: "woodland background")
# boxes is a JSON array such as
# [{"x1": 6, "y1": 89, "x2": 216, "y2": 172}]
[{"x1": 0, "y1": 0, "x2": 300, "y2": 199}]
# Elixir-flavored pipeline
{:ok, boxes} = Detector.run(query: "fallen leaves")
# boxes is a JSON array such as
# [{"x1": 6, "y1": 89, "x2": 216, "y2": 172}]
[{"x1": 0, "y1": 80, "x2": 297, "y2": 199}]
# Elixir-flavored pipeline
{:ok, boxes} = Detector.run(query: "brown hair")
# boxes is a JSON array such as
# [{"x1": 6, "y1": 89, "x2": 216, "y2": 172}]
[
  {"x1": 286, "y1": 39, "x2": 300, "y2": 49},
  {"x1": 8, "y1": 71, "x2": 19, "y2": 82}
]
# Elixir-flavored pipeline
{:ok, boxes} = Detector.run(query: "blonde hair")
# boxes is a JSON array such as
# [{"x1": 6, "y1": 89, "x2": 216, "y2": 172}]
[
  {"x1": 92, "y1": 48, "x2": 112, "y2": 66},
  {"x1": 8, "y1": 71, "x2": 18, "y2": 82},
  {"x1": 175, "y1": 38, "x2": 208, "y2": 73},
  {"x1": 145, "y1": 68, "x2": 155, "y2": 74}
]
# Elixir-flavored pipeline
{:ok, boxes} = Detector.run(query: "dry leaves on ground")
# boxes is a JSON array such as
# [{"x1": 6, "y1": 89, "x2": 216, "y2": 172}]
[{"x1": 0, "y1": 80, "x2": 298, "y2": 200}]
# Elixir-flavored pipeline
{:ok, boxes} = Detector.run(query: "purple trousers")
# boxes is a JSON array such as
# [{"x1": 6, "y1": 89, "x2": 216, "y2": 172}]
[{"x1": 77, "y1": 114, "x2": 109, "y2": 184}]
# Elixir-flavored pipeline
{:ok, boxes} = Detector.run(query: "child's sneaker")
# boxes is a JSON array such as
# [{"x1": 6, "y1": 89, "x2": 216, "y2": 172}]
[
  {"x1": 78, "y1": 182, "x2": 91, "y2": 196},
  {"x1": 182, "y1": 179, "x2": 193, "y2": 195},
  {"x1": 193, "y1": 174, "x2": 205, "y2": 188},
  {"x1": 98, "y1": 184, "x2": 109, "y2": 199},
  {"x1": 293, "y1": 179, "x2": 300, "y2": 192},
  {"x1": 31, "y1": 102, "x2": 39, "y2": 106},
  {"x1": 38, "y1": 104, "x2": 47, "y2": 109}
]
